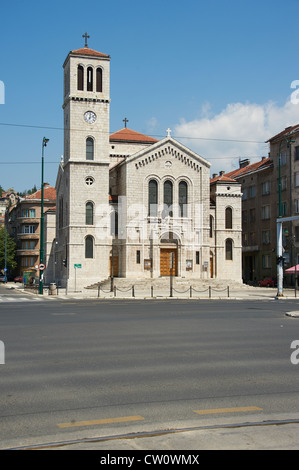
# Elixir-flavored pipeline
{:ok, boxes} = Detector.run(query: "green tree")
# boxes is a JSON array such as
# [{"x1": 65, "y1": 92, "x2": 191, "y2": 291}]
[{"x1": 0, "y1": 227, "x2": 17, "y2": 273}]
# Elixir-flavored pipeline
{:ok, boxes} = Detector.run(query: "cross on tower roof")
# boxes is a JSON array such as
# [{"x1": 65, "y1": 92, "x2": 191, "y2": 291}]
[
  {"x1": 82, "y1": 32, "x2": 90, "y2": 48},
  {"x1": 123, "y1": 117, "x2": 129, "y2": 128}
]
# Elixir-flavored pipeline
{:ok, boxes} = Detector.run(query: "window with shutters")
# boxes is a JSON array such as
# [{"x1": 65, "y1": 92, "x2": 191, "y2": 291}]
[
  {"x1": 179, "y1": 181, "x2": 188, "y2": 217},
  {"x1": 96, "y1": 68, "x2": 102, "y2": 92},
  {"x1": 77, "y1": 65, "x2": 84, "y2": 91},
  {"x1": 85, "y1": 236, "x2": 94, "y2": 258},
  {"x1": 163, "y1": 180, "x2": 173, "y2": 217},
  {"x1": 210, "y1": 215, "x2": 214, "y2": 238},
  {"x1": 225, "y1": 207, "x2": 232, "y2": 229},
  {"x1": 148, "y1": 179, "x2": 158, "y2": 217},
  {"x1": 85, "y1": 202, "x2": 94, "y2": 225},
  {"x1": 87, "y1": 67, "x2": 93, "y2": 91},
  {"x1": 86, "y1": 137, "x2": 94, "y2": 160},
  {"x1": 225, "y1": 239, "x2": 233, "y2": 260}
]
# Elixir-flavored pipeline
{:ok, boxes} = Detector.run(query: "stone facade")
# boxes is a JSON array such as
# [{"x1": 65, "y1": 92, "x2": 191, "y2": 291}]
[{"x1": 54, "y1": 43, "x2": 242, "y2": 290}]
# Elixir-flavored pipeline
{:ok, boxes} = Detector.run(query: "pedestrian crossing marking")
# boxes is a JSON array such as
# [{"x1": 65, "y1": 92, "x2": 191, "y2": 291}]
[{"x1": 0, "y1": 296, "x2": 42, "y2": 302}]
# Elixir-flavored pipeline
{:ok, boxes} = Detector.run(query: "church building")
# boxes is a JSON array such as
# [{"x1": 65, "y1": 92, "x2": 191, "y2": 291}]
[{"x1": 54, "y1": 38, "x2": 242, "y2": 290}]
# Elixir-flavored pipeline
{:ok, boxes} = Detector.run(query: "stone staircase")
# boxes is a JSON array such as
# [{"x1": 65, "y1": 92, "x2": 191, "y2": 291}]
[{"x1": 85, "y1": 276, "x2": 243, "y2": 294}]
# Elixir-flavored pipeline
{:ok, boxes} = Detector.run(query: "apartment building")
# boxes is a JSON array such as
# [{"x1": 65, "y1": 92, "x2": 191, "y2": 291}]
[
  {"x1": 9, "y1": 184, "x2": 56, "y2": 276},
  {"x1": 266, "y1": 124, "x2": 299, "y2": 272},
  {"x1": 224, "y1": 123, "x2": 299, "y2": 284}
]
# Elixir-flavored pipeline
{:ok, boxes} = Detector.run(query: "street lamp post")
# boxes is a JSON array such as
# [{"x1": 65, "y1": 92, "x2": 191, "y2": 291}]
[{"x1": 39, "y1": 137, "x2": 49, "y2": 295}]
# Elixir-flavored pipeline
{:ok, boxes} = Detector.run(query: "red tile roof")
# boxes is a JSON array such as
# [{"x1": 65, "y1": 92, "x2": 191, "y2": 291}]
[
  {"x1": 70, "y1": 47, "x2": 110, "y2": 59},
  {"x1": 266, "y1": 124, "x2": 299, "y2": 143},
  {"x1": 110, "y1": 128, "x2": 158, "y2": 144},
  {"x1": 25, "y1": 186, "x2": 56, "y2": 201},
  {"x1": 210, "y1": 175, "x2": 237, "y2": 184},
  {"x1": 224, "y1": 157, "x2": 272, "y2": 179}
]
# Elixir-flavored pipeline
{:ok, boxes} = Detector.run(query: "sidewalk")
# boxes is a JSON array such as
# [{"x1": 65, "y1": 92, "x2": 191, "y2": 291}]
[
  {"x1": 6, "y1": 281, "x2": 299, "y2": 301},
  {"x1": 7, "y1": 413, "x2": 299, "y2": 450}
]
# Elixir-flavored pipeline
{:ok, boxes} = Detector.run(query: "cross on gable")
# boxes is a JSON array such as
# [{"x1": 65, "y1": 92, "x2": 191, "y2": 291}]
[
  {"x1": 123, "y1": 117, "x2": 129, "y2": 128},
  {"x1": 82, "y1": 32, "x2": 90, "y2": 48}
]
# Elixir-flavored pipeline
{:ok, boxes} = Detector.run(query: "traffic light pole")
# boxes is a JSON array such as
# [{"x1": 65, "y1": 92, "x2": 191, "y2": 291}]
[
  {"x1": 277, "y1": 215, "x2": 299, "y2": 297},
  {"x1": 277, "y1": 220, "x2": 283, "y2": 296}
]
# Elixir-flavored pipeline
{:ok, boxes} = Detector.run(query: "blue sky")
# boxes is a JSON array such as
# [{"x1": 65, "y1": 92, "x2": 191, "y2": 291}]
[{"x1": 0, "y1": 0, "x2": 298, "y2": 192}]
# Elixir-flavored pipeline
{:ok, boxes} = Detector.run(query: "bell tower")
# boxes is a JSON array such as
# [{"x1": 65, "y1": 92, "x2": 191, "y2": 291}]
[
  {"x1": 62, "y1": 34, "x2": 111, "y2": 164},
  {"x1": 56, "y1": 35, "x2": 111, "y2": 290}
]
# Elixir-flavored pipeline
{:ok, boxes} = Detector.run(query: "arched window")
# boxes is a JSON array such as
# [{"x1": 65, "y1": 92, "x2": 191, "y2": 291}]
[
  {"x1": 110, "y1": 210, "x2": 118, "y2": 237},
  {"x1": 96, "y1": 67, "x2": 103, "y2": 92},
  {"x1": 85, "y1": 236, "x2": 94, "y2": 258},
  {"x1": 85, "y1": 202, "x2": 94, "y2": 225},
  {"x1": 86, "y1": 137, "x2": 94, "y2": 160},
  {"x1": 87, "y1": 67, "x2": 93, "y2": 91},
  {"x1": 77, "y1": 65, "x2": 84, "y2": 91},
  {"x1": 179, "y1": 181, "x2": 188, "y2": 217},
  {"x1": 225, "y1": 207, "x2": 233, "y2": 229},
  {"x1": 225, "y1": 239, "x2": 233, "y2": 260},
  {"x1": 210, "y1": 215, "x2": 214, "y2": 238},
  {"x1": 148, "y1": 179, "x2": 158, "y2": 217},
  {"x1": 164, "y1": 180, "x2": 173, "y2": 217}
]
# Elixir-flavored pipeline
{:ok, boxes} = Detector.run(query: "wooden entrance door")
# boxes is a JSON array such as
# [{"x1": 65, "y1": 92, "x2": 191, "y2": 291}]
[
  {"x1": 210, "y1": 254, "x2": 214, "y2": 278},
  {"x1": 160, "y1": 248, "x2": 178, "y2": 276},
  {"x1": 110, "y1": 255, "x2": 119, "y2": 277}
]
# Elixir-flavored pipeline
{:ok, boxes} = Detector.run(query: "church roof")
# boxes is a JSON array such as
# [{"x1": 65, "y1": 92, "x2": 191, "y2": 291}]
[
  {"x1": 70, "y1": 47, "x2": 110, "y2": 59},
  {"x1": 110, "y1": 128, "x2": 158, "y2": 144}
]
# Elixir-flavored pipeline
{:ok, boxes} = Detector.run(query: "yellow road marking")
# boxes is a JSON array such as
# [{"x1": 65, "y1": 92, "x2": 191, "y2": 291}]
[
  {"x1": 57, "y1": 415, "x2": 144, "y2": 429},
  {"x1": 194, "y1": 406, "x2": 262, "y2": 415}
]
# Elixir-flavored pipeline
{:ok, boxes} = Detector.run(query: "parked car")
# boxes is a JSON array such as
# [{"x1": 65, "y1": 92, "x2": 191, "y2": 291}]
[
  {"x1": 14, "y1": 276, "x2": 23, "y2": 283},
  {"x1": 0, "y1": 275, "x2": 6, "y2": 283},
  {"x1": 258, "y1": 277, "x2": 277, "y2": 287}
]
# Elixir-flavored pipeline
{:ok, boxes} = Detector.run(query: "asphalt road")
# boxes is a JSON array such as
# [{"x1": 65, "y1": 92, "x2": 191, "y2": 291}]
[{"x1": 0, "y1": 292, "x2": 299, "y2": 449}]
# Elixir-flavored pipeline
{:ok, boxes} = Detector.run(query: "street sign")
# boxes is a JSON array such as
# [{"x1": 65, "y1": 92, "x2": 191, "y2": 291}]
[
  {"x1": 74, "y1": 264, "x2": 82, "y2": 268},
  {"x1": 39, "y1": 263, "x2": 45, "y2": 271}
]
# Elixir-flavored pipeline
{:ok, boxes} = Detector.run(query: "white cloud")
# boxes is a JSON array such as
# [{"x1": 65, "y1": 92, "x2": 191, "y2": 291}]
[
  {"x1": 174, "y1": 98, "x2": 299, "y2": 175},
  {"x1": 146, "y1": 116, "x2": 159, "y2": 133}
]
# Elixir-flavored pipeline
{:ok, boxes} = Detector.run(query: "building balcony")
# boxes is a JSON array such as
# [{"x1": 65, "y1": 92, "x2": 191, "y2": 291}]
[
  {"x1": 17, "y1": 233, "x2": 40, "y2": 240},
  {"x1": 16, "y1": 249, "x2": 39, "y2": 256},
  {"x1": 242, "y1": 245, "x2": 259, "y2": 253},
  {"x1": 17, "y1": 217, "x2": 40, "y2": 224}
]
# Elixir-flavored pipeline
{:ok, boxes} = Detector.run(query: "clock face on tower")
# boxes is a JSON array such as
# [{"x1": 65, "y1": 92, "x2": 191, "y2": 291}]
[{"x1": 84, "y1": 111, "x2": 97, "y2": 124}]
